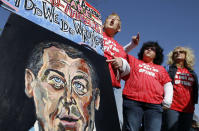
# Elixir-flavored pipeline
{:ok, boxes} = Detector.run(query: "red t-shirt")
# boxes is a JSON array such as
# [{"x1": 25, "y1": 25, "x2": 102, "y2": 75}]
[
  {"x1": 170, "y1": 68, "x2": 195, "y2": 113},
  {"x1": 123, "y1": 55, "x2": 171, "y2": 104},
  {"x1": 103, "y1": 32, "x2": 128, "y2": 88}
]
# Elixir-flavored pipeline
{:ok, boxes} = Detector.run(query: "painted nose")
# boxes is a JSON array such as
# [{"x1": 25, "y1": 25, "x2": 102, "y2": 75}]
[
  {"x1": 64, "y1": 96, "x2": 76, "y2": 105},
  {"x1": 62, "y1": 86, "x2": 76, "y2": 106}
]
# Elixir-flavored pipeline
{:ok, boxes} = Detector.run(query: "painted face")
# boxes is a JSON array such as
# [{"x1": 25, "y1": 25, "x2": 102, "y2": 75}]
[
  {"x1": 173, "y1": 47, "x2": 186, "y2": 62},
  {"x1": 142, "y1": 46, "x2": 156, "y2": 62},
  {"x1": 30, "y1": 46, "x2": 98, "y2": 131},
  {"x1": 103, "y1": 15, "x2": 121, "y2": 37}
]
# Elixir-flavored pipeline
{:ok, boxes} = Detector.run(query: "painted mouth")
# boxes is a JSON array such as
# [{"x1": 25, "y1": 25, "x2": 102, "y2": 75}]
[
  {"x1": 60, "y1": 116, "x2": 78, "y2": 122},
  {"x1": 59, "y1": 116, "x2": 79, "y2": 127}
]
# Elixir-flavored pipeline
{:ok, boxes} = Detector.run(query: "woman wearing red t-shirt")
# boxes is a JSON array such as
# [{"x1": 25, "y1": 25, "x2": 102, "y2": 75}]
[
  {"x1": 163, "y1": 47, "x2": 198, "y2": 131},
  {"x1": 122, "y1": 41, "x2": 173, "y2": 131}
]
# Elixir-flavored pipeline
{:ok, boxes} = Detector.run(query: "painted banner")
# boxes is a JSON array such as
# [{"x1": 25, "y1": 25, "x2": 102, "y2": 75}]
[{"x1": 0, "y1": 0, "x2": 103, "y2": 55}]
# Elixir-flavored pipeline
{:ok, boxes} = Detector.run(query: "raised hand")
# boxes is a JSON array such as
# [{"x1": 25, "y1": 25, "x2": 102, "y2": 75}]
[{"x1": 132, "y1": 32, "x2": 140, "y2": 46}]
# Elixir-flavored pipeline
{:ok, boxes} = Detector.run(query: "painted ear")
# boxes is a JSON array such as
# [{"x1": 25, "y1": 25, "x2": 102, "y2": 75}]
[
  {"x1": 25, "y1": 69, "x2": 35, "y2": 98},
  {"x1": 95, "y1": 88, "x2": 100, "y2": 110}
]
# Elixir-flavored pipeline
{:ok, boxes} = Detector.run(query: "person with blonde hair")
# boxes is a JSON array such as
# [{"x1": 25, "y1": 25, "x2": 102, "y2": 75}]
[
  {"x1": 103, "y1": 12, "x2": 139, "y2": 129},
  {"x1": 163, "y1": 46, "x2": 198, "y2": 131}
]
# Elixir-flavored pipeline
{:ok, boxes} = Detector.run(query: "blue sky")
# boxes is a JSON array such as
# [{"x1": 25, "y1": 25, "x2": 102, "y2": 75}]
[
  {"x1": 92, "y1": 0, "x2": 199, "y2": 69},
  {"x1": 1, "y1": 0, "x2": 199, "y2": 116},
  {"x1": 92, "y1": 0, "x2": 199, "y2": 117}
]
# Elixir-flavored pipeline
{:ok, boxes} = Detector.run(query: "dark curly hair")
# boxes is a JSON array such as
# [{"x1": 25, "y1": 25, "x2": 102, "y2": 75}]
[{"x1": 138, "y1": 41, "x2": 164, "y2": 65}]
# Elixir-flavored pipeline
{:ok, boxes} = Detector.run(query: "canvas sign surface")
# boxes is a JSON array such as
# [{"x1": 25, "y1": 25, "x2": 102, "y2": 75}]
[{"x1": 0, "y1": 12, "x2": 120, "y2": 131}]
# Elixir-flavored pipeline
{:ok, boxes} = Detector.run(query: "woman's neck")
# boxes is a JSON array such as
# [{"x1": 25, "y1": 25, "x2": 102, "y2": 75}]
[
  {"x1": 143, "y1": 57, "x2": 153, "y2": 64},
  {"x1": 175, "y1": 61, "x2": 185, "y2": 68}
]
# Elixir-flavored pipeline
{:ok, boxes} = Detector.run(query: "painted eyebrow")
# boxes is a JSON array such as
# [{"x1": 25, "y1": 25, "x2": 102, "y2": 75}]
[
  {"x1": 72, "y1": 75, "x2": 89, "y2": 84},
  {"x1": 44, "y1": 69, "x2": 65, "y2": 78},
  {"x1": 76, "y1": 70, "x2": 89, "y2": 76}
]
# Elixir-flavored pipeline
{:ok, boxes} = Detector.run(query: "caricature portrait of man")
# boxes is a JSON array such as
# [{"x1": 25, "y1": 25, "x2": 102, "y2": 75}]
[{"x1": 24, "y1": 41, "x2": 100, "y2": 131}]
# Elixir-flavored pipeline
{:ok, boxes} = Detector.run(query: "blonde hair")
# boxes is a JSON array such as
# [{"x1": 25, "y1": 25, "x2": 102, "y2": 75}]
[
  {"x1": 104, "y1": 13, "x2": 121, "y2": 31},
  {"x1": 167, "y1": 46, "x2": 195, "y2": 70}
]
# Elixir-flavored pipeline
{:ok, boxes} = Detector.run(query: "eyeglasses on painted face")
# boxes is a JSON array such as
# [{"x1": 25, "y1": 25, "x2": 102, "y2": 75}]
[
  {"x1": 145, "y1": 47, "x2": 156, "y2": 52},
  {"x1": 173, "y1": 50, "x2": 186, "y2": 55}
]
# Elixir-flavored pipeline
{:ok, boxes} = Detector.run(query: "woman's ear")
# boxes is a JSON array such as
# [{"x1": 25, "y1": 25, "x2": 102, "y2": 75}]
[
  {"x1": 117, "y1": 24, "x2": 121, "y2": 32},
  {"x1": 25, "y1": 69, "x2": 35, "y2": 98}
]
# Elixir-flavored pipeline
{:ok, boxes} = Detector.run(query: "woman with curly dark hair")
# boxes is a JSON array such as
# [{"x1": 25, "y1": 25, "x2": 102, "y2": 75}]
[{"x1": 122, "y1": 41, "x2": 173, "y2": 131}]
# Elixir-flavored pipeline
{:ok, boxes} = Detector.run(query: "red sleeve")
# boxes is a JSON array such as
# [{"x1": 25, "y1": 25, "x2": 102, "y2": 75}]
[
  {"x1": 122, "y1": 73, "x2": 130, "y2": 81},
  {"x1": 159, "y1": 66, "x2": 172, "y2": 85},
  {"x1": 122, "y1": 54, "x2": 137, "y2": 81}
]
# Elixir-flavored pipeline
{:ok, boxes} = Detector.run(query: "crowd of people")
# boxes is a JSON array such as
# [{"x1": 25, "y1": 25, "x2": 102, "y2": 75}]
[{"x1": 103, "y1": 13, "x2": 199, "y2": 131}]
